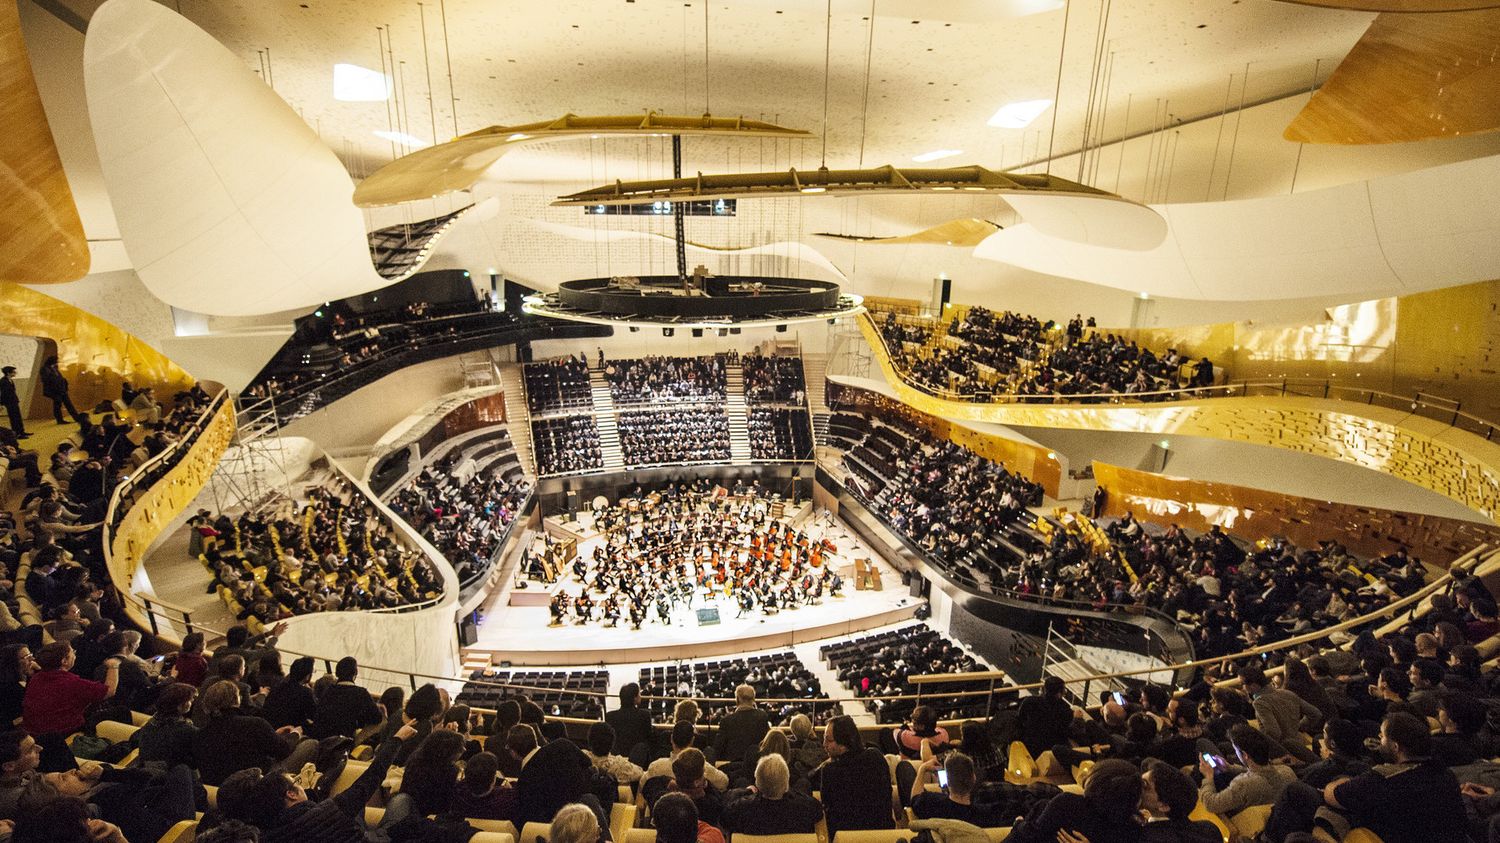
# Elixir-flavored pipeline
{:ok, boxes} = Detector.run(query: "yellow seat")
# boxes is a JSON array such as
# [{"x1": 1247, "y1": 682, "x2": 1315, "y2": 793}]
[
  {"x1": 1230, "y1": 805, "x2": 1271, "y2": 839},
  {"x1": 364, "y1": 806, "x2": 386, "y2": 826},
  {"x1": 610, "y1": 801, "x2": 637, "y2": 842},
  {"x1": 157, "y1": 819, "x2": 198, "y2": 843},
  {"x1": 625, "y1": 830, "x2": 657, "y2": 843},
  {"x1": 617, "y1": 784, "x2": 633, "y2": 805},
  {"x1": 835, "y1": 831, "x2": 911, "y2": 843},
  {"x1": 329, "y1": 759, "x2": 370, "y2": 797},
  {"x1": 1034, "y1": 750, "x2": 1066, "y2": 778},
  {"x1": 521, "y1": 820, "x2": 552, "y2": 843},
  {"x1": 351, "y1": 744, "x2": 374, "y2": 761},
  {"x1": 472, "y1": 834, "x2": 517, "y2": 843},
  {"x1": 130, "y1": 710, "x2": 151, "y2": 727},
  {"x1": 983, "y1": 831, "x2": 1011, "y2": 843},
  {"x1": 1188, "y1": 799, "x2": 1231, "y2": 843},
  {"x1": 96, "y1": 719, "x2": 139, "y2": 744},
  {"x1": 1005, "y1": 742, "x2": 1038, "y2": 784},
  {"x1": 1342, "y1": 831, "x2": 1386, "y2": 843},
  {"x1": 471, "y1": 819, "x2": 520, "y2": 838},
  {"x1": 735, "y1": 835, "x2": 820, "y2": 843},
  {"x1": 203, "y1": 784, "x2": 218, "y2": 808}
]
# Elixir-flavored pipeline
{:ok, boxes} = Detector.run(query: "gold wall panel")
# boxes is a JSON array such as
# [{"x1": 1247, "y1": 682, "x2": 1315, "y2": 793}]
[
  {"x1": 826, "y1": 380, "x2": 1063, "y2": 496},
  {"x1": 107, "y1": 399, "x2": 235, "y2": 634},
  {"x1": 0, "y1": 0, "x2": 89, "y2": 285},
  {"x1": 1105, "y1": 277, "x2": 1500, "y2": 427},
  {"x1": 1093, "y1": 461, "x2": 1500, "y2": 566},
  {"x1": 1285, "y1": 9, "x2": 1500, "y2": 144},
  {"x1": 0, "y1": 281, "x2": 197, "y2": 414},
  {"x1": 1277, "y1": 1, "x2": 1500, "y2": 11},
  {"x1": 815, "y1": 218, "x2": 1001, "y2": 247},
  {"x1": 857, "y1": 313, "x2": 1500, "y2": 522}
]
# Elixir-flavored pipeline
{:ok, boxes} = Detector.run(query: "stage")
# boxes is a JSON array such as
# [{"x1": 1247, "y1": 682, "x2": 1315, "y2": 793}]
[{"x1": 468, "y1": 504, "x2": 919, "y2": 665}]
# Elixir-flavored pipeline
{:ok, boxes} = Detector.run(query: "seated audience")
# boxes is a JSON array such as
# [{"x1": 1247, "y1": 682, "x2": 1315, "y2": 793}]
[{"x1": 722, "y1": 754, "x2": 822, "y2": 837}]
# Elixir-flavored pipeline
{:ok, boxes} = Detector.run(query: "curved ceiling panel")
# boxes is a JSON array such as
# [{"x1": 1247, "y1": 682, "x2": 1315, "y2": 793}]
[
  {"x1": 1002, "y1": 193, "x2": 1169, "y2": 250},
  {"x1": 973, "y1": 152, "x2": 1500, "y2": 301},
  {"x1": 1284, "y1": 9, "x2": 1500, "y2": 144},
  {"x1": 814, "y1": 218, "x2": 1001, "y2": 247},
  {"x1": 0, "y1": 0, "x2": 89, "y2": 285},
  {"x1": 83, "y1": 0, "x2": 389, "y2": 316},
  {"x1": 527, "y1": 220, "x2": 849, "y2": 283}
]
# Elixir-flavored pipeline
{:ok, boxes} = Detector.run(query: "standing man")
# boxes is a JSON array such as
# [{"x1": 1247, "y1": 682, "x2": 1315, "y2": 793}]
[
  {"x1": 0, "y1": 367, "x2": 27, "y2": 439},
  {"x1": 39, "y1": 357, "x2": 83, "y2": 426}
]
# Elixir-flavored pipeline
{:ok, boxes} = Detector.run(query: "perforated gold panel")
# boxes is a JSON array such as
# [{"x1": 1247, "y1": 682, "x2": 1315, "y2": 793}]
[
  {"x1": 0, "y1": 281, "x2": 196, "y2": 413},
  {"x1": 1092, "y1": 461, "x2": 1500, "y2": 566},
  {"x1": 858, "y1": 313, "x2": 1500, "y2": 522}
]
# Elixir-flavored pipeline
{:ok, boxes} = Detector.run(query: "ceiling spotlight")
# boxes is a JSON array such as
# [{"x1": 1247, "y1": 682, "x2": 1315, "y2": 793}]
[
  {"x1": 663, "y1": 327, "x2": 674, "y2": 337},
  {"x1": 373, "y1": 130, "x2": 429, "y2": 148},
  {"x1": 691, "y1": 328, "x2": 704, "y2": 338},
  {"x1": 912, "y1": 149, "x2": 962, "y2": 163},
  {"x1": 988, "y1": 98, "x2": 1053, "y2": 129},
  {"x1": 333, "y1": 63, "x2": 389, "y2": 101}
]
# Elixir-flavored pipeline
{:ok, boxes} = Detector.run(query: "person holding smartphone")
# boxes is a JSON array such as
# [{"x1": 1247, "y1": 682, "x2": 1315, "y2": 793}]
[{"x1": 909, "y1": 752, "x2": 1005, "y2": 826}]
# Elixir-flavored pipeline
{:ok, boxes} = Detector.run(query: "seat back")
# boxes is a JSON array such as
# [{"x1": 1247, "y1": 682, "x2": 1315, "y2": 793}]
[
  {"x1": 835, "y1": 830, "x2": 911, "y2": 843},
  {"x1": 735, "y1": 835, "x2": 820, "y2": 843},
  {"x1": 471, "y1": 819, "x2": 521, "y2": 838},
  {"x1": 610, "y1": 801, "x2": 638, "y2": 842},
  {"x1": 1342, "y1": 831, "x2": 1387, "y2": 843},
  {"x1": 1187, "y1": 799, "x2": 1231, "y2": 843},
  {"x1": 982, "y1": 831, "x2": 1010, "y2": 843},
  {"x1": 521, "y1": 820, "x2": 553, "y2": 843},
  {"x1": 1229, "y1": 804, "x2": 1271, "y2": 839},
  {"x1": 1004, "y1": 742, "x2": 1037, "y2": 784},
  {"x1": 624, "y1": 830, "x2": 658, "y2": 843},
  {"x1": 157, "y1": 819, "x2": 198, "y2": 843}
]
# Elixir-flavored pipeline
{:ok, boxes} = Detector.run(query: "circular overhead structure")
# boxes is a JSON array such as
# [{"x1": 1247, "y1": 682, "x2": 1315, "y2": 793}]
[{"x1": 522, "y1": 275, "x2": 863, "y2": 329}]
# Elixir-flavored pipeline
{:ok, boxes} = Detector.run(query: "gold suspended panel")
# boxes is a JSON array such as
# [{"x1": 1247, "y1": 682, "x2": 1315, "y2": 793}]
[
  {"x1": 1092, "y1": 462, "x2": 1500, "y2": 567},
  {"x1": 856, "y1": 313, "x2": 1500, "y2": 522},
  {"x1": 0, "y1": 0, "x2": 89, "y2": 284},
  {"x1": 0, "y1": 281, "x2": 196, "y2": 413},
  {"x1": 814, "y1": 218, "x2": 1002, "y2": 247},
  {"x1": 1276, "y1": 0, "x2": 1500, "y2": 10},
  {"x1": 353, "y1": 112, "x2": 812, "y2": 208},
  {"x1": 1285, "y1": 8, "x2": 1500, "y2": 143},
  {"x1": 554, "y1": 164, "x2": 1114, "y2": 205}
]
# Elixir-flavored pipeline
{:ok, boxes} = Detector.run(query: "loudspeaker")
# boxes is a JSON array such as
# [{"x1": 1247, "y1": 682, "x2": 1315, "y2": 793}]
[
  {"x1": 565, "y1": 490, "x2": 580, "y2": 515},
  {"x1": 909, "y1": 574, "x2": 928, "y2": 599},
  {"x1": 458, "y1": 616, "x2": 479, "y2": 646}
]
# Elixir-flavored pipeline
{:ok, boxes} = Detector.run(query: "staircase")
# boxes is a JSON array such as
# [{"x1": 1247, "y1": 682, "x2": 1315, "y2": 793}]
[
  {"x1": 499, "y1": 363, "x2": 537, "y2": 476},
  {"x1": 802, "y1": 353, "x2": 831, "y2": 446},
  {"x1": 725, "y1": 362, "x2": 753, "y2": 464},
  {"x1": 589, "y1": 369, "x2": 626, "y2": 471}
]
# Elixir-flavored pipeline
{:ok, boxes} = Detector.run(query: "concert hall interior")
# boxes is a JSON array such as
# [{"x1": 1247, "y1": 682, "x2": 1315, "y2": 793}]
[{"x1": 4, "y1": 0, "x2": 1500, "y2": 841}]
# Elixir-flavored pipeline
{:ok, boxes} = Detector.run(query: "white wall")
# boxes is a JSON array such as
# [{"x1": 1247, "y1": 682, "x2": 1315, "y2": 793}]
[{"x1": 281, "y1": 355, "x2": 469, "y2": 456}]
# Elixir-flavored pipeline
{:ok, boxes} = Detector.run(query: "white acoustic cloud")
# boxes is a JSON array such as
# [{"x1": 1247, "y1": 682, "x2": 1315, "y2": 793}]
[{"x1": 84, "y1": 0, "x2": 391, "y2": 316}]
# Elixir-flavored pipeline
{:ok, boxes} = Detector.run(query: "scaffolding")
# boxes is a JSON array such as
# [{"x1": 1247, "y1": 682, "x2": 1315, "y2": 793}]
[
  {"x1": 824, "y1": 316, "x2": 872, "y2": 381},
  {"x1": 207, "y1": 394, "x2": 296, "y2": 514}
]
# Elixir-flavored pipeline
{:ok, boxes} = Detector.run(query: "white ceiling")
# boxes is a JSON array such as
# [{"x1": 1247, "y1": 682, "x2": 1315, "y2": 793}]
[{"x1": 137, "y1": 0, "x2": 1379, "y2": 184}]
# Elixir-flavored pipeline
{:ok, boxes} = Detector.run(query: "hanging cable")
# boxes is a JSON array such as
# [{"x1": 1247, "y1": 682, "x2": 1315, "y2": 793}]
[
  {"x1": 438, "y1": 0, "x2": 458, "y2": 136},
  {"x1": 857, "y1": 0, "x2": 877, "y2": 168},
  {"x1": 1289, "y1": 59, "x2": 1320, "y2": 195},
  {"x1": 703, "y1": 2, "x2": 711, "y2": 113},
  {"x1": 821, "y1": 0, "x2": 832, "y2": 168},
  {"x1": 419, "y1": 4, "x2": 437, "y2": 143},
  {"x1": 1045, "y1": 0, "x2": 1073, "y2": 172},
  {"x1": 1222, "y1": 63, "x2": 1250, "y2": 200}
]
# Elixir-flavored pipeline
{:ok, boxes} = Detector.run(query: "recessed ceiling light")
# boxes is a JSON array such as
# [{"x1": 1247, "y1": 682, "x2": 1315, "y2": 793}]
[
  {"x1": 333, "y1": 63, "x2": 389, "y2": 102},
  {"x1": 988, "y1": 98, "x2": 1053, "y2": 129},
  {"x1": 800, "y1": 187, "x2": 826, "y2": 194},
  {"x1": 373, "y1": 130, "x2": 428, "y2": 148},
  {"x1": 912, "y1": 149, "x2": 962, "y2": 163},
  {"x1": 507, "y1": 133, "x2": 530, "y2": 142}
]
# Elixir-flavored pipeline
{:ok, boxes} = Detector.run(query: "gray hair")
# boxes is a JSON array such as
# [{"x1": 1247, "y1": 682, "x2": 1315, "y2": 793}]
[
  {"x1": 789, "y1": 713, "x2": 813, "y2": 740},
  {"x1": 754, "y1": 753, "x2": 790, "y2": 799},
  {"x1": 735, "y1": 684, "x2": 756, "y2": 706},
  {"x1": 549, "y1": 803, "x2": 600, "y2": 843}
]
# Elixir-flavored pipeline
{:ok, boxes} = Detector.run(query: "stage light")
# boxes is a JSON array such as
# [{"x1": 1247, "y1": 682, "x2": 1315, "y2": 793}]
[
  {"x1": 776, "y1": 324, "x2": 788, "y2": 333},
  {"x1": 629, "y1": 326, "x2": 640, "y2": 333},
  {"x1": 730, "y1": 327, "x2": 741, "y2": 335},
  {"x1": 663, "y1": 328, "x2": 674, "y2": 337},
  {"x1": 692, "y1": 328, "x2": 703, "y2": 338},
  {"x1": 718, "y1": 328, "x2": 728, "y2": 337}
]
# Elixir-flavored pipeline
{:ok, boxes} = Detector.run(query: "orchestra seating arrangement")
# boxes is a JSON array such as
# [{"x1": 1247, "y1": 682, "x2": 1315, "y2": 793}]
[
  {"x1": 604, "y1": 354, "x2": 728, "y2": 404},
  {"x1": 821, "y1": 624, "x2": 992, "y2": 723},
  {"x1": 878, "y1": 306, "x2": 1216, "y2": 401},
  {"x1": 386, "y1": 428, "x2": 532, "y2": 591},
  {"x1": 741, "y1": 352, "x2": 813, "y2": 461},
  {"x1": 530, "y1": 415, "x2": 604, "y2": 475},
  {"x1": 200, "y1": 474, "x2": 444, "y2": 625},
  {"x1": 618, "y1": 407, "x2": 731, "y2": 467},
  {"x1": 636, "y1": 652, "x2": 832, "y2": 724},
  {"x1": 455, "y1": 667, "x2": 607, "y2": 719},
  {"x1": 523, "y1": 355, "x2": 595, "y2": 414}
]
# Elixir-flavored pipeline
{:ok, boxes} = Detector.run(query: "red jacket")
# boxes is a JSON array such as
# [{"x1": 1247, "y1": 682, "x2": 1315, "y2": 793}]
[{"x1": 23, "y1": 669, "x2": 109, "y2": 735}]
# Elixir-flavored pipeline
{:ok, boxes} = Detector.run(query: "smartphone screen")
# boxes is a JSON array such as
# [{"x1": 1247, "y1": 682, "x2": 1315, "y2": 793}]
[
  {"x1": 936, "y1": 769, "x2": 949, "y2": 788},
  {"x1": 151, "y1": 655, "x2": 165, "y2": 663},
  {"x1": 1112, "y1": 692, "x2": 1126, "y2": 706},
  {"x1": 1202, "y1": 752, "x2": 1218, "y2": 768}
]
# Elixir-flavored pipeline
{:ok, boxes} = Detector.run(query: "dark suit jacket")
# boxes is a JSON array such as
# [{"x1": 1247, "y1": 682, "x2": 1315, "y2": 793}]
[
  {"x1": 816, "y1": 746, "x2": 893, "y2": 837},
  {"x1": 192, "y1": 708, "x2": 292, "y2": 786},
  {"x1": 309, "y1": 681, "x2": 382, "y2": 739},
  {"x1": 711, "y1": 706, "x2": 771, "y2": 763},
  {"x1": 606, "y1": 704, "x2": 655, "y2": 755},
  {"x1": 516, "y1": 738, "x2": 593, "y2": 826}
]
